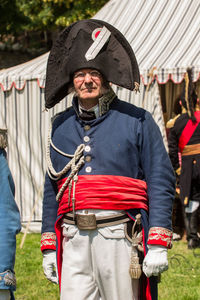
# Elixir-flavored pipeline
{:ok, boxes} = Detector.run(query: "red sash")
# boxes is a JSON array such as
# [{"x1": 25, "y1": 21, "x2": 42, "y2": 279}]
[
  {"x1": 57, "y1": 175, "x2": 148, "y2": 215},
  {"x1": 178, "y1": 111, "x2": 200, "y2": 153}
]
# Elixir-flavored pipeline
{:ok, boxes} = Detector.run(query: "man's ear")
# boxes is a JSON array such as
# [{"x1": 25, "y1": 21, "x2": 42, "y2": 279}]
[{"x1": 179, "y1": 100, "x2": 182, "y2": 106}]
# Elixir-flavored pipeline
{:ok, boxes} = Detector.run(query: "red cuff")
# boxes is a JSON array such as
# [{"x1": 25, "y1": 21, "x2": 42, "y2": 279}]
[
  {"x1": 147, "y1": 227, "x2": 173, "y2": 249},
  {"x1": 41, "y1": 232, "x2": 56, "y2": 252}
]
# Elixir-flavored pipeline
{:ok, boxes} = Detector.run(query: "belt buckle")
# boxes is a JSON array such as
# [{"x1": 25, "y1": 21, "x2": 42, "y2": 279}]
[{"x1": 76, "y1": 214, "x2": 97, "y2": 230}]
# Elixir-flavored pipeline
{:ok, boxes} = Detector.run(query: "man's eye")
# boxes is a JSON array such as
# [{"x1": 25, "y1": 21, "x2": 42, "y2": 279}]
[
  {"x1": 74, "y1": 73, "x2": 85, "y2": 78},
  {"x1": 90, "y1": 71, "x2": 100, "y2": 78}
]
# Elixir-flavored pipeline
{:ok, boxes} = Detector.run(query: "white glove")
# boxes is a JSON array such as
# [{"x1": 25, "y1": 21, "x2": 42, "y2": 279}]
[
  {"x1": 42, "y1": 250, "x2": 58, "y2": 284},
  {"x1": 142, "y1": 245, "x2": 168, "y2": 277}
]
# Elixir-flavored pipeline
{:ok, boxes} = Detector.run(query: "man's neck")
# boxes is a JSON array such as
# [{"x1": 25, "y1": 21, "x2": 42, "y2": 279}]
[{"x1": 78, "y1": 98, "x2": 99, "y2": 110}]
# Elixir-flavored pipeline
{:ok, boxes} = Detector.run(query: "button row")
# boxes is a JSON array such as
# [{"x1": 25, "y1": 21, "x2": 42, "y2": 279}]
[{"x1": 83, "y1": 129, "x2": 91, "y2": 172}]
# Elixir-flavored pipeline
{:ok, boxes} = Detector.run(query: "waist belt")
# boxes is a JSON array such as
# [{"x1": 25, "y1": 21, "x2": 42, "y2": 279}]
[
  {"x1": 63, "y1": 212, "x2": 130, "y2": 230},
  {"x1": 182, "y1": 144, "x2": 200, "y2": 156}
]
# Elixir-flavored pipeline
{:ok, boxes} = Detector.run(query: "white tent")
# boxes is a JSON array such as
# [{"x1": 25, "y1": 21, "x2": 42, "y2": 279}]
[
  {"x1": 0, "y1": 0, "x2": 200, "y2": 231},
  {"x1": 95, "y1": 0, "x2": 200, "y2": 83}
]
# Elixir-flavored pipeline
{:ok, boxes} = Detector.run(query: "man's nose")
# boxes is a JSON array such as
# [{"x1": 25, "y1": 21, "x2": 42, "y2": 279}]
[{"x1": 84, "y1": 73, "x2": 93, "y2": 83}]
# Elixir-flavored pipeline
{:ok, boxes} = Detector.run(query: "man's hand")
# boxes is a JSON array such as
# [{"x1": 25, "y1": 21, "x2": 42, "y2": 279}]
[
  {"x1": 42, "y1": 250, "x2": 58, "y2": 284},
  {"x1": 142, "y1": 245, "x2": 168, "y2": 277}
]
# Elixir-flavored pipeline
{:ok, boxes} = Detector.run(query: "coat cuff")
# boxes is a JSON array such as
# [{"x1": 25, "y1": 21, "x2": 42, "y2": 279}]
[
  {"x1": 41, "y1": 232, "x2": 56, "y2": 252},
  {"x1": 0, "y1": 270, "x2": 16, "y2": 291},
  {"x1": 147, "y1": 227, "x2": 173, "y2": 249}
]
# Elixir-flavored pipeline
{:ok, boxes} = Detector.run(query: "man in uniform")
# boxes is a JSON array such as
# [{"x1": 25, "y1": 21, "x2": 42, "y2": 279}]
[
  {"x1": 168, "y1": 69, "x2": 200, "y2": 249},
  {"x1": 0, "y1": 128, "x2": 21, "y2": 300},
  {"x1": 41, "y1": 19, "x2": 175, "y2": 300}
]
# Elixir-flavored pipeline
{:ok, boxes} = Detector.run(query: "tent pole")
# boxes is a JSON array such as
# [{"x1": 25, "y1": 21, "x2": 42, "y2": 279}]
[{"x1": 20, "y1": 187, "x2": 42, "y2": 249}]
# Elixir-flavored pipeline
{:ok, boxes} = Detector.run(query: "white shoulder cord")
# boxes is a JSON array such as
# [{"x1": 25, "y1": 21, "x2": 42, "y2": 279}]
[{"x1": 46, "y1": 121, "x2": 85, "y2": 215}]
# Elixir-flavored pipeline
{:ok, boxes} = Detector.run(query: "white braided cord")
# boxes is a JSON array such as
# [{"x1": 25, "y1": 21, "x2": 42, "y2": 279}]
[
  {"x1": 50, "y1": 139, "x2": 74, "y2": 158},
  {"x1": 46, "y1": 120, "x2": 85, "y2": 203}
]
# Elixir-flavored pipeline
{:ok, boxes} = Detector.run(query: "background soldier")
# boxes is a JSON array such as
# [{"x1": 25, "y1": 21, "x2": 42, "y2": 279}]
[{"x1": 168, "y1": 69, "x2": 200, "y2": 249}]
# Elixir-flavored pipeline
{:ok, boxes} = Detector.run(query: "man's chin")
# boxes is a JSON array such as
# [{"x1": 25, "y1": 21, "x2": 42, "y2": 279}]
[{"x1": 80, "y1": 92, "x2": 100, "y2": 100}]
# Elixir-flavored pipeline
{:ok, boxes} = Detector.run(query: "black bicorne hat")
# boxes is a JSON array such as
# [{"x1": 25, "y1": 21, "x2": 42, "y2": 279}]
[{"x1": 45, "y1": 19, "x2": 140, "y2": 108}]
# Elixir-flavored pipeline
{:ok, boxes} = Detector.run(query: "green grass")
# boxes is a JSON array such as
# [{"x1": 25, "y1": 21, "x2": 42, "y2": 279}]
[
  {"x1": 15, "y1": 233, "x2": 59, "y2": 300},
  {"x1": 15, "y1": 233, "x2": 200, "y2": 299},
  {"x1": 159, "y1": 239, "x2": 200, "y2": 300}
]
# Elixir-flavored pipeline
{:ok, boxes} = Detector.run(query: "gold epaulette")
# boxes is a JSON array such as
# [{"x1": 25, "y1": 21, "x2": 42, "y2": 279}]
[{"x1": 166, "y1": 114, "x2": 180, "y2": 129}]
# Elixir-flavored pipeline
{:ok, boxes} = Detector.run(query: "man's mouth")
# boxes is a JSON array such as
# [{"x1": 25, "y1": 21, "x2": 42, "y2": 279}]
[{"x1": 81, "y1": 88, "x2": 96, "y2": 92}]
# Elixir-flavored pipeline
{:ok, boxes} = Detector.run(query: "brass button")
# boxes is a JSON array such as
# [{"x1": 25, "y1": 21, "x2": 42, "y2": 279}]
[
  {"x1": 84, "y1": 125, "x2": 91, "y2": 131},
  {"x1": 85, "y1": 155, "x2": 92, "y2": 162}
]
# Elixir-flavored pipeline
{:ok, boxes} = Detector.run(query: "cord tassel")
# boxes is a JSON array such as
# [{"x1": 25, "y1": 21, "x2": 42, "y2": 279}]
[
  {"x1": 129, "y1": 246, "x2": 142, "y2": 279},
  {"x1": 129, "y1": 214, "x2": 142, "y2": 279}
]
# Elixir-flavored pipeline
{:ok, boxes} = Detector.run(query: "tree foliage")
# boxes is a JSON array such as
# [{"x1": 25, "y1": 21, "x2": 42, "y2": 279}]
[
  {"x1": 13, "y1": 0, "x2": 108, "y2": 32},
  {"x1": 0, "y1": 0, "x2": 29, "y2": 34},
  {"x1": 0, "y1": 0, "x2": 109, "y2": 51}
]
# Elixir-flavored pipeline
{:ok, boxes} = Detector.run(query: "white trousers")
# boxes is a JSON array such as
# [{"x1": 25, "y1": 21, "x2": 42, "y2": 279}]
[
  {"x1": 0, "y1": 290, "x2": 10, "y2": 300},
  {"x1": 60, "y1": 222, "x2": 139, "y2": 300}
]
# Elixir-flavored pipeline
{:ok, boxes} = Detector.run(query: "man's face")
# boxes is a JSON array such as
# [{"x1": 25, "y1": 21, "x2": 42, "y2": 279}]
[{"x1": 73, "y1": 68, "x2": 103, "y2": 101}]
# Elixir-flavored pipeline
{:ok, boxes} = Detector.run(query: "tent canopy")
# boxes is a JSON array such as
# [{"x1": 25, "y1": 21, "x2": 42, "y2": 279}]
[{"x1": 0, "y1": 0, "x2": 200, "y2": 92}]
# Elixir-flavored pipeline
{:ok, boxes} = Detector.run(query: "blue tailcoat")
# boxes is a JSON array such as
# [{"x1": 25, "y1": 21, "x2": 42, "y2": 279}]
[{"x1": 0, "y1": 149, "x2": 21, "y2": 299}]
